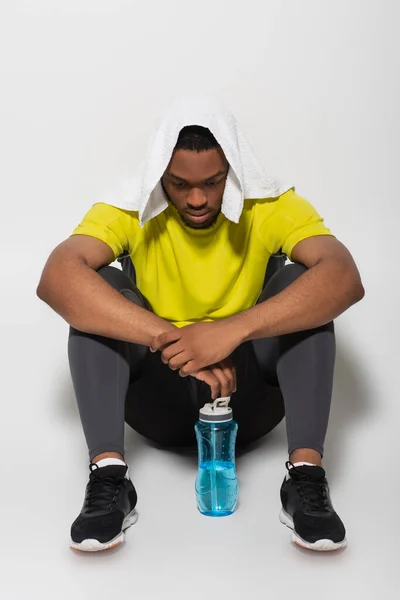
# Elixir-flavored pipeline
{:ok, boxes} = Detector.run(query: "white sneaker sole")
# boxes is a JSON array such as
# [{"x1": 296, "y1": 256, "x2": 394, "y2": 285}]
[
  {"x1": 70, "y1": 508, "x2": 138, "y2": 552},
  {"x1": 279, "y1": 507, "x2": 347, "y2": 552}
]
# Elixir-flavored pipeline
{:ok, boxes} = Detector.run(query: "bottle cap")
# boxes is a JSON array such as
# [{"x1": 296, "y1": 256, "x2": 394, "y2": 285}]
[{"x1": 199, "y1": 396, "x2": 233, "y2": 423}]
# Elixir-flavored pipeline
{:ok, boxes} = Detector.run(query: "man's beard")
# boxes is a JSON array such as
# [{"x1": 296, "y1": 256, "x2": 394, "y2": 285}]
[{"x1": 180, "y1": 209, "x2": 220, "y2": 230}]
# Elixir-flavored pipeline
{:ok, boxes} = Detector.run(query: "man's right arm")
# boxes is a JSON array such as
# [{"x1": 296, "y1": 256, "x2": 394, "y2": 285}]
[
  {"x1": 37, "y1": 233, "x2": 236, "y2": 399},
  {"x1": 36, "y1": 234, "x2": 177, "y2": 346}
]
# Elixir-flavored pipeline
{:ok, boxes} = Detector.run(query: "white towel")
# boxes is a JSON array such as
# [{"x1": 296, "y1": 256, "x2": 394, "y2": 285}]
[{"x1": 100, "y1": 94, "x2": 294, "y2": 227}]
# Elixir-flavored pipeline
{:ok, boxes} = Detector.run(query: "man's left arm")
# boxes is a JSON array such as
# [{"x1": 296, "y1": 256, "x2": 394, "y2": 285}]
[
  {"x1": 230, "y1": 235, "x2": 365, "y2": 342},
  {"x1": 150, "y1": 235, "x2": 365, "y2": 375}
]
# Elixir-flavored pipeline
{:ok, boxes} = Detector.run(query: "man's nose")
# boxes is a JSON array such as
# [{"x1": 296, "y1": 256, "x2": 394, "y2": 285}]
[{"x1": 187, "y1": 188, "x2": 207, "y2": 208}]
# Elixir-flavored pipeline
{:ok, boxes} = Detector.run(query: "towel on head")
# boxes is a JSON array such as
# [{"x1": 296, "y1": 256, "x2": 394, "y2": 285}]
[{"x1": 100, "y1": 94, "x2": 294, "y2": 227}]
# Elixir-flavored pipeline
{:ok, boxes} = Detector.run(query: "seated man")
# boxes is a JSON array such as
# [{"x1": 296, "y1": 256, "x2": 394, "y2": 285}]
[{"x1": 36, "y1": 95, "x2": 365, "y2": 554}]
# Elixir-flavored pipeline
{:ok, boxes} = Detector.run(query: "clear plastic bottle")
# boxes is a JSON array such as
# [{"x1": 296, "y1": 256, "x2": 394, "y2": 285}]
[{"x1": 194, "y1": 397, "x2": 239, "y2": 516}]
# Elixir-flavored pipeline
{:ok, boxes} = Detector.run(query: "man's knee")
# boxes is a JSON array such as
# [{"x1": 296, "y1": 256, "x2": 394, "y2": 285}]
[
  {"x1": 258, "y1": 262, "x2": 307, "y2": 302},
  {"x1": 279, "y1": 262, "x2": 308, "y2": 285},
  {"x1": 97, "y1": 265, "x2": 127, "y2": 288},
  {"x1": 96, "y1": 265, "x2": 149, "y2": 309}
]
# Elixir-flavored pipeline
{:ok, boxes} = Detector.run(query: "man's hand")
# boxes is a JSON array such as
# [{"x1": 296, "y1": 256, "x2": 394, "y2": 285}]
[
  {"x1": 192, "y1": 358, "x2": 237, "y2": 400},
  {"x1": 149, "y1": 321, "x2": 244, "y2": 376}
]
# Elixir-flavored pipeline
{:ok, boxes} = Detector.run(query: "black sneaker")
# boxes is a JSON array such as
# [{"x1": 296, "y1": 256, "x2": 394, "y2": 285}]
[
  {"x1": 279, "y1": 461, "x2": 347, "y2": 552},
  {"x1": 70, "y1": 463, "x2": 138, "y2": 552}
]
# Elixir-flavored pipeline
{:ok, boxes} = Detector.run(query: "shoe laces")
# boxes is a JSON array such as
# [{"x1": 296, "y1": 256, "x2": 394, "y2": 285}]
[
  {"x1": 85, "y1": 471, "x2": 124, "y2": 512},
  {"x1": 285, "y1": 460, "x2": 329, "y2": 512}
]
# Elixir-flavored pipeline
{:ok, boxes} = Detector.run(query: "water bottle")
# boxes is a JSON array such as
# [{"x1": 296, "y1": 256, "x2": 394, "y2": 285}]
[{"x1": 194, "y1": 396, "x2": 239, "y2": 516}]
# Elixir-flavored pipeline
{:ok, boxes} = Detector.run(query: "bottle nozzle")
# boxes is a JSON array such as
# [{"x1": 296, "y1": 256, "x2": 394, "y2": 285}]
[
  {"x1": 212, "y1": 396, "x2": 231, "y2": 410},
  {"x1": 199, "y1": 395, "x2": 233, "y2": 422}
]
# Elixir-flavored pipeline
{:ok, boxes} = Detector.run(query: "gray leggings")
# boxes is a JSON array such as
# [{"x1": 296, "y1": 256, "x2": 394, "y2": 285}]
[{"x1": 68, "y1": 263, "x2": 335, "y2": 462}]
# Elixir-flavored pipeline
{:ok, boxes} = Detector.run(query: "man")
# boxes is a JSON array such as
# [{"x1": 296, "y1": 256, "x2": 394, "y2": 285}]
[{"x1": 36, "y1": 96, "x2": 365, "y2": 553}]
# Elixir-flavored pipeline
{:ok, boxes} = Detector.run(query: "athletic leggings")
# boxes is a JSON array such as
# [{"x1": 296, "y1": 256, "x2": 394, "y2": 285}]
[{"x1": 67, "y1": 262, "x2": 335, "y2": 462}]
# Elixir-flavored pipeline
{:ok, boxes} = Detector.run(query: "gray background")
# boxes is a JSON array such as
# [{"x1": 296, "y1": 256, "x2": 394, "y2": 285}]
[{"x1": 0, "y1": 0, "x2": 398, "y2": 598}]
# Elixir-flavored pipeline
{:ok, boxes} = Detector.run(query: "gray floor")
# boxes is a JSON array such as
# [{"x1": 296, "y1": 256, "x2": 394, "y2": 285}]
[{"x1": 2, "y1": 265, "x2": 397, "y2": 600}]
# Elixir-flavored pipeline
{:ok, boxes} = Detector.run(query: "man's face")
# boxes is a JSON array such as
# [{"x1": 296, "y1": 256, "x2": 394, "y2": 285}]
[{"x1": 161, "y1": 147, "x2": 229, "y2": 229}]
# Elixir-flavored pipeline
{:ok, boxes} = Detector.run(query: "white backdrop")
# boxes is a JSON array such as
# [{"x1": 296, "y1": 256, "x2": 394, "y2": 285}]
[{"x1": 0, "y1": 1, "x2": 398, "y2": 598}]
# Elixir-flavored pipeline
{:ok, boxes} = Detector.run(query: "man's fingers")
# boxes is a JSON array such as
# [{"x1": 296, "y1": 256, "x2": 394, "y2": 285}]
[
  {"x1": 193, "y1": 369, "x2": 221, "y2": 400},
  {"x1": 151, "y1": 330, "x2": 182, "y2": 352},
  {"x1": 216, "y1": 359, "x2": 237, "y2": 394},
  {"x1": 190, "y1": 360, "x2": 237, "y2": 400},
  {"x1": 215, "y1": 362, "x2": 235, "y2": 393},
  {"x1": 168, "y1": 351, "x2": 190, "y2": 370},
  {"x1": 161, "y1": 343, "x2": 185, "y2": 364},
  {"x1": 209, "y1": 365, "x2": 234, "y2": 398}
]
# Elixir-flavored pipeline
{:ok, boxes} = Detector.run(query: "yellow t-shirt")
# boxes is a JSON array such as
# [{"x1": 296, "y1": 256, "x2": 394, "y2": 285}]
[{"x1": 70, "y1": 188, "x2": 335, "y2": 327}]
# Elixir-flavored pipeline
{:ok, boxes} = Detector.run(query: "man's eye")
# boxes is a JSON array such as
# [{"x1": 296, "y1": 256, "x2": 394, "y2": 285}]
[{"x1": 172, "y1": 180, "x2": 220, "y2": 189}]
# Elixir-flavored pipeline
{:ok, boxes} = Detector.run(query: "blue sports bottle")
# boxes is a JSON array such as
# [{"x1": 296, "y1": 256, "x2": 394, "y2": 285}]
[{"x1": 194, "y1": 396, "x2": 239, "y2": 516}]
